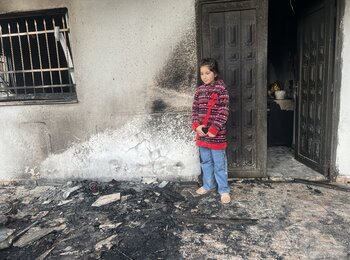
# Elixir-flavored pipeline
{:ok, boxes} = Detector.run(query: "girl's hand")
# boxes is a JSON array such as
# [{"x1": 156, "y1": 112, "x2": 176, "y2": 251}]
[
  {"x1": 195, "y1": 125, "x2": 207, "y2": 137},
  {"x1": 207, "y1": 132, "x2": 216, "y2": 138}
]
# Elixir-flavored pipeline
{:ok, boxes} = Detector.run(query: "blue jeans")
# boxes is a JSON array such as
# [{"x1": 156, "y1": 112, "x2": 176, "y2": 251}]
[{"x1": 199, "y1": 147, "x2": 230, "y2": 194}]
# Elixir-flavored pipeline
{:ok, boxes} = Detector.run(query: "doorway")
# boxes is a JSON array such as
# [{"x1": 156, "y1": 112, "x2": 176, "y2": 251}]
[
  {"x1": 197, "y1": 0, "x2": 339, "y2": 180},
  {"x1": 267, "y1": 0, "x2": 337, "y2": 180}
]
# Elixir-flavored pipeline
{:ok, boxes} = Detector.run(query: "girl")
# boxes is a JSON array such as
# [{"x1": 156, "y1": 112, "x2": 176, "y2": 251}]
[{"x1": 192, "y1": 58, "x2": 230, "y2": 204}]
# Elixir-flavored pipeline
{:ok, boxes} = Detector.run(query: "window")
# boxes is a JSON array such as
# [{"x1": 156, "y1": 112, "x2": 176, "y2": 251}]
[{"x1": 0, "y1": 8, "x2": 76, "y2": 102}]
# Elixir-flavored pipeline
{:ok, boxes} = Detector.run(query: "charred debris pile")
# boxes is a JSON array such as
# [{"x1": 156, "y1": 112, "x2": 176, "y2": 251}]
[{"x1": 0, "y1": 179, "x2": 258, "y2": 259}]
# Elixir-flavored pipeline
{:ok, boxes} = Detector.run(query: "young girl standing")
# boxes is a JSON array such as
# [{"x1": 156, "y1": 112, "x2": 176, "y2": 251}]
[{"x1": 192, "y1": 58, "x2": 230, "y2": 204}]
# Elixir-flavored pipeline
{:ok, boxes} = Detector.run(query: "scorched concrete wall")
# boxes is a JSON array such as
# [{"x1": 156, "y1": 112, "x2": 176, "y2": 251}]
[{"x1": 0, "y1": 0, "x2": 200, "y2": 181}]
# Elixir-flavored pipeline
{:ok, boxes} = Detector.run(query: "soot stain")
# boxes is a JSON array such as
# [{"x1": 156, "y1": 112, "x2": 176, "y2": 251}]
[
  {"x1": 154, "y1": 28, "x2": 197, "y2": 93},
  {"x1": 152, "y1": 99, "x2": 168, "y2": 113}
]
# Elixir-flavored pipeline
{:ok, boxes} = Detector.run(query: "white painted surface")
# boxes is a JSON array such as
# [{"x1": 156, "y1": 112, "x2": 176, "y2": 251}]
[
  {"x1": 0, "y1": 0, "x2": 200, "y2": 180},
  {"x1": 40, "y1": 115, "x2": 199, "y2": 181},
  {"x1": 337, "y1": 1, "x2": 350, "y2": 177}
]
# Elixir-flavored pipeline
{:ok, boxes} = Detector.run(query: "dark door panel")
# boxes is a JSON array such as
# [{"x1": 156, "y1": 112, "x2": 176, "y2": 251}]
[
  {"x1": 199, "y1": 0, "x2": 268, "y2": 177},
  {"x1": 296, "y1": 0, "x2": 335, "y2": 175}
]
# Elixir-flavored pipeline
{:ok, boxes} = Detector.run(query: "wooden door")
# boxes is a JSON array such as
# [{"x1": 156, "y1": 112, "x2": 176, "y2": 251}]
[
  {"x1": 199, "y1": 0, "x2": 268, "y2": 177},
  {"x1": 296, "y1": 0, "x2": 336, "y2": 175}
]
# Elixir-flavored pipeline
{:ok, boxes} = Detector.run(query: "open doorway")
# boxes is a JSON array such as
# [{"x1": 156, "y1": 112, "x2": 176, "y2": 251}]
[{"x1": 266, "y1": 0, "x2": 333, "y2": 181}]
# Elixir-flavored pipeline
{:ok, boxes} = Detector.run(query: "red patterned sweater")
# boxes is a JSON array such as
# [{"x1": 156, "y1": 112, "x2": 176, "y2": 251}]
[{"x1": 192, "y1": 80, "x2": 229, "y2": 150}]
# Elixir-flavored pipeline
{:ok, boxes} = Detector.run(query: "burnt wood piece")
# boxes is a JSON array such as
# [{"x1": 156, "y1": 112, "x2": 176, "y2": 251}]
[
  {"x1": 0, "y1": 220, "x2": 40, "y2": 250},
  {"x1": 294, "y1": 179, "x2": 350, "y2": 192},
  {"x1": 175, "y1": 214, "x2": 258, "y2": 225}
]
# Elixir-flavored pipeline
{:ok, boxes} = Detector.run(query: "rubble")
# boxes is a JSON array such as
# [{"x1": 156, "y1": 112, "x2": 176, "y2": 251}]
[
  {"x1": 41, "y1": 200, "x2": 52, "y2": 205},
  {"x1": 175, "y1": 215, "x2": 258, "y2": 225},
  {"x1": 121, "y1": 195, "x2": 131, "y2": 203},
  {"x1": 0, "y1": 180, "x2": 349, "y2": 259},
  {"x1": 99, "y1": 222, "x2": 122, "y2": 231},
  {"x1": 14, "y1": 224, "x2": 65, "y2": 248},
  {"x1": 62, "y1": 184, "x2": 82, "y2": 199},
  {"x1": 35, "y1": 246, "x2": 55, "y2": 260},
  {"x1": 0, "y1": 215, "x2": 7, "y2": 226},
  {"x1": 31, "y1": 211, "x2": 49, "y2": 220},
  {"x1": 0, "y1": 229, "x2": 14, "y2": 244},
  {"x1": 294, "y1": 179, "x2": 350, "y2": 192},
  {"x1": 57, "y1": 199, "x2": 73, "y2": 206},
  {"x1": 94, "y1": 234, "x2": 118, "y2": 251},
  {"x1": 0, "y1": 220, "x2": 39, "y2": 250},
  {"x1": 158, "y1": 180, "x2": 169, "y2": 188},
  {"x1": 141, "y1": 177, "x2": 158, "y2": 185},
  {"x1": 91, "y1": 193, "x2": 121, "y2": 207}
]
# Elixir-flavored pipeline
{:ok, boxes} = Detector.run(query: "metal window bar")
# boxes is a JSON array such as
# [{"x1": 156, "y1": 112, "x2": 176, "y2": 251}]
[
  {"x1": 61, "y1": 14, "x2": 75, "y2": 94},
  {"x1": 43, "y1": 19, "x2": 53, "y2": 92},
  {"x1": 64, "y1": 13, "x2": 75, "y2": 94},
  {"x1": 0, "y1": 10, "x2": 75, "y2": 101},
  {"x1": 25, "y1": 20, "x2": 35, "y2": 95},
  {"x1": 34, "y1": 19, "x2": 45, "y2": 89},
  {"x1": 52, "y1": 18, "x2": 63, "y2": 91},
  {"x1": 7, "y1": 23, "x2": 17, "y2": 95},
  {"x1": 17, "y1": 22, "x2": 26, "y2": 94}
]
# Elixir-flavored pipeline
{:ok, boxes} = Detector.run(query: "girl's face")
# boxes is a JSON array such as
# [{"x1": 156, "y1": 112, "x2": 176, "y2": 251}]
[{"x1": 200, "y1": 65, "x2": 216, "y2": 85}]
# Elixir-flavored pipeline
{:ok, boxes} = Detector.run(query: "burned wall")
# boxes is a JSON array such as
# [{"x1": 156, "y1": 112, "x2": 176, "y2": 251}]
[
  {"x1": 0, "y1": 0, "x2": 200, "y2": 180},
  {"x1": 150, "y1": 28, "x2": 196, "y2": 114},
  {"x1": 40, "y1": 114, "x2": 197, "y2": 181}
]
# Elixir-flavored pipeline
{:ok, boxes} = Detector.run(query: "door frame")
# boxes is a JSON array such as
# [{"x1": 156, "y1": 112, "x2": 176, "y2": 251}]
[
  {"x1": 329, "y1": 0, "x2": 344, "y2": 181},
  {"x1": 196, "y1": 0, "x2": 268, "y2": 178}
]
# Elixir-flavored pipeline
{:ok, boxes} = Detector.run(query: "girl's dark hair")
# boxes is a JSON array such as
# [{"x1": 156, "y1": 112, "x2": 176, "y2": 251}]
[{"x1": 200, "y1": 58, "x2": 220, "y2": 79}]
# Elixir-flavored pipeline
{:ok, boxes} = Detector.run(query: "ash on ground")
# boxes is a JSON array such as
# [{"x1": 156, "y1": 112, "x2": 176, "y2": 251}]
[{"x1": 1, "y1": 179, "x2": 350, "y2": 259}]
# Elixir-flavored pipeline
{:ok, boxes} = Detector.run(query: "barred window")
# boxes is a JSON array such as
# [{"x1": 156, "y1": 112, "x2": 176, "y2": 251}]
[{"x1": 0, "y1": 8, "x2": 76, "y2": 102}]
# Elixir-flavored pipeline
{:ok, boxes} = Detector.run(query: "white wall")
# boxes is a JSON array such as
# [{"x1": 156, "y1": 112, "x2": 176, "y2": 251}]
[
  {"x1": 2, "y1": 0, "x2": 350, "y2": 181},
  {"x1": 337, "y1": 0, "x2": 350, "y2": 178},
  {"x1": 0, "y1": 0, "x2": 200, "y2": 180}
]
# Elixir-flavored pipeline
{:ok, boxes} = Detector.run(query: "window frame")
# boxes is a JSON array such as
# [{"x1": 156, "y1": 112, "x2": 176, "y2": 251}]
[{"x1": 0, "y1": 8, "x2": 77, "y2": 105}]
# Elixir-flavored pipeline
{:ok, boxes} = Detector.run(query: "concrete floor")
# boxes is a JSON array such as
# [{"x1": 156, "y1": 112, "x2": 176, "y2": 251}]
[
  {"x1": 1, "y1": 180, "x2": 350, "y2": 259},
  {"x1": 267, "y1": 146, "x2": 327, "y2": 181},
  {"x1": 181, "y1": 181, "x2": 350, "y2": 259}
]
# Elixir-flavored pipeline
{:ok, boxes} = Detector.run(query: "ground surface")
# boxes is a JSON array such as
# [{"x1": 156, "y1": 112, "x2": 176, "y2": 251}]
[
  {"x1": 267, "y1": 146, "x2": 327, "y2": 181},
  {"x1": 0, "y1": 180, "x2": 349, "y2": 259}
]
